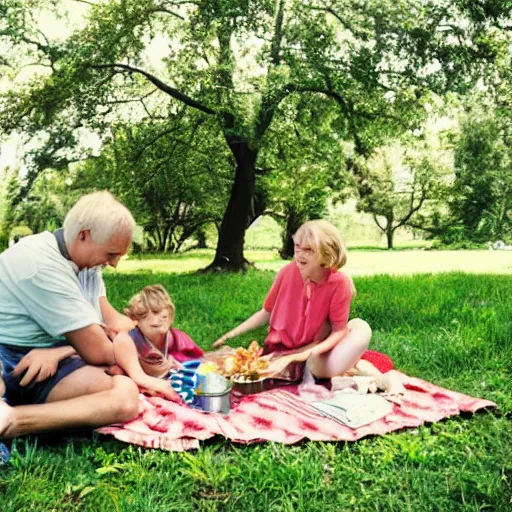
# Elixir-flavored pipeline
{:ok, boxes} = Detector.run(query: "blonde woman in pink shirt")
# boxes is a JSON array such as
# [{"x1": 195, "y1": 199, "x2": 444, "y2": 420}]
[{"x1": 213, "y1": 220, "x2": 398, "y2": 386}]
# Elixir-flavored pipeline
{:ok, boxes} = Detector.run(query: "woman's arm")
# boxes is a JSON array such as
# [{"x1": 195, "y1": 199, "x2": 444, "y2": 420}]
[
  {"x1": 212, "y1": 308, "x2": 270, "y2": 348},
  {"x1": 262, "y1": 326, "x2": 348, "y2": 377},
  {"x1": 310, "y1": 326, "x2": 348, "y2": 356}
]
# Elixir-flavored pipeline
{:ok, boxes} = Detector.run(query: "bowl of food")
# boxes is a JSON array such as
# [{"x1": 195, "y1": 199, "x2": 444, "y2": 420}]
[
  {"x1": 220, "y1": 341, "x2": 270, "y2": 395},
  {"x1": 232, "y1": 376, "x2": 267, "y2": 395}
]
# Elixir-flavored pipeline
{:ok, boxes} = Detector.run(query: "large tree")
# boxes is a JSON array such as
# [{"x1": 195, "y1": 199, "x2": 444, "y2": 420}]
[{"x1": 0, "y1": 0, "x2": 509, "y2": 268}]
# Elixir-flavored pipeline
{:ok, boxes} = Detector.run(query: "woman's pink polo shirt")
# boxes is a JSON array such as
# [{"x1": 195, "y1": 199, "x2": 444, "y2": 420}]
[{"x1": 263, "y1": 261, "x2": 353, "y2": 353}]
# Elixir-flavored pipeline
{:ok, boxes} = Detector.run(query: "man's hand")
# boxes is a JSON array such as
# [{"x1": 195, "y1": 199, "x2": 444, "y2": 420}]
[
  {"x1": 12, "y1": 347, "x2": 75, "y2": 387},
  {"x1": 139, "y1": 376, "x2": 182, "y2": 403},
  {"x1": 106, "y1": 364, "x2": 126, "y2": 376}
]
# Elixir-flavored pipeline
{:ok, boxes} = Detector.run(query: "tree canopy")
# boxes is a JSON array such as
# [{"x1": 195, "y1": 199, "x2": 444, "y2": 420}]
[{"x1": 1, "y1": 0, "x2": 511, "y2": 263}]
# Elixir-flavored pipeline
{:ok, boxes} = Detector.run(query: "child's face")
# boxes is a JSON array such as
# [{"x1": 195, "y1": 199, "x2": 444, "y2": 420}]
[
  {"x1": 294, "y1": 239, "x2": 323, "y2": 280},
  {"x1": 137, "y1": 308, "x2": 172, "y2": 340}
]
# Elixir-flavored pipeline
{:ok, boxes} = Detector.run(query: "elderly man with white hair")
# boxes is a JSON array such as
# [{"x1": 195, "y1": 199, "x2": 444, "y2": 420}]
[{"x1": 0, "y1": 191, "x2": 140, "y2": 440}]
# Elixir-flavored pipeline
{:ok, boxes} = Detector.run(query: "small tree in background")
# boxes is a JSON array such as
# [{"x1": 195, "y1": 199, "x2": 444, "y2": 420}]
[
  {"x1": 73, "y1": 112, "x2": 232, "y2": 252},
  {"x1": 0, "y1": 168, "x2": 76, "y2": 243},
  {"x1": 356, "y1": 131, "x2": 452, "y2": 249}
]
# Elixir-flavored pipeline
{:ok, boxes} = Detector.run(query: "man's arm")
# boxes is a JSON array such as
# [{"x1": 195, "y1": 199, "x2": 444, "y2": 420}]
[
  {"x1": 99, "y1": 297, "x2": 135, "y2": 333},
  {"x1": 65, "y1": 324, "x2": 115, "y2": 366}
]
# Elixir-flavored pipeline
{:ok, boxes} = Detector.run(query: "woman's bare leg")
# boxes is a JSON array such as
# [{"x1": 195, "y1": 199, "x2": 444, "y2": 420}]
[{"x1": 308, "y1": 318, "x2": 372, "y2": 379}]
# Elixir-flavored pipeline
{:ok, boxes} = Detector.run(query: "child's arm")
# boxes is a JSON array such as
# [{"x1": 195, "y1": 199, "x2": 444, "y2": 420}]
[
  {"x1": 113, "y1": 332, "x2": 181, "y2": 402},
  {"x1": 166, "y1": 354, "x2": 184, "y2": 370},
  {"x1": 212, "y1": 308, "x2": 270, "y2": 348}
]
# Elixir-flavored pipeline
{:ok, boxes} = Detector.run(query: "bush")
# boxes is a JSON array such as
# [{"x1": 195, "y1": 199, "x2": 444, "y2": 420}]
[
  {"x1": 9, "y1": 225, "x2": 33, "y2": 244},
  {"x1": 0, "y1": 225, "x2": 8, "y2": 251}
]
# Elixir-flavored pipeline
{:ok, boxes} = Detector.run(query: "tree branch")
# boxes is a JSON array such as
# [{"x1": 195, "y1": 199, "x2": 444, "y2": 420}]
[
  {"x1": 373, "y1": 214, "x2": 386, "y2": 232},
  {"x1": 91, "y1": 63, "x2": 216, "y2": 115},
  {"x1": 133, "y1": 127, "x2": 178, "y2": 162},
  {"x1": 162, "y1": 0, "x2": 199, "y2": 6},
  {"x1": 254, "y1": 85, "x2": 294, "y2": 142},
  {"x1": 290, "y1": 84, "x2": 403, "y2": 122},
  {"x1": 140, "y1": 97, "x2": 164, "y2": 120},
  {"x1": 395, "y1": 190, "x2": 427, "y2": 229},
  {"x1": 215, "y1": 21, "x2": 235, "y2": 105},
  {"x1": 270, "y1": 0, "x2": 285, "y2": 67},
  {"x1": 148, "y1": 7, "x2": 185, "y2": 21},
  {"x1": 289, "y1": 84, "x2": 350, "y2": 109},
  {"x1": 72, "y1": 0, "x2": 97, "y2": 5},
  {"x1": 306, "y1": 5, "x2": 354, "y2": 33},
  {"x1": 16, "y1": 35, "x2": 50, "y2": 56}
]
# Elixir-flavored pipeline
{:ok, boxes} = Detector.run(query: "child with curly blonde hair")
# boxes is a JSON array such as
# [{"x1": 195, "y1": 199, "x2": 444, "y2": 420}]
[{"x1": 113, "y1": 285, "x2": 203, "y2": 401}]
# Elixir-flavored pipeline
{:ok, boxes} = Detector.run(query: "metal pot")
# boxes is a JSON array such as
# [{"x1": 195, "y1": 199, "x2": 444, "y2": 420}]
[{"x1": 194, "y1": 383, "x2": 232, "y2": 414}]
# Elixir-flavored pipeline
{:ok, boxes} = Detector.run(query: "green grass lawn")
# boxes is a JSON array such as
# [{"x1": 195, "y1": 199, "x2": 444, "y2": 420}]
[
  {"x1": 1, "y1": 259, "x2": 511, "y2": 511},
  {"x1": 119, "y1": 248, "x2": 512, "y2": 275}
]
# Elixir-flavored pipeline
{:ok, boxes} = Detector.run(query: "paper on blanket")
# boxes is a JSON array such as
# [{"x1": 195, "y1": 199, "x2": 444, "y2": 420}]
[{"x1": 310, "y1": 392, "x2": 393, "y2": 429}]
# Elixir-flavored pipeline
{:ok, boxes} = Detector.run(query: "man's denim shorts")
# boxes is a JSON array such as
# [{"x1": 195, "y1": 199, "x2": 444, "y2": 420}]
[{"x1": 0, "y1": 343, "x2": 87, "y2": 405}]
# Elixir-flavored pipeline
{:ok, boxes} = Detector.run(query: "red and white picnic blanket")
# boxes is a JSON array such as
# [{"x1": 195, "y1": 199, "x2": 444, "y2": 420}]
[{"x1": 97, "y1": 371, "x2": 496, "y2": 451}]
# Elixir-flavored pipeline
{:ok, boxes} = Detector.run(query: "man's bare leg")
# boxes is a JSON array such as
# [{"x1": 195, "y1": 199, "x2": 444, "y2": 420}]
[
  {"x1": 1, "y1": 366, "x2": 140, "y2": 439},
  {"x1": 0, "y1": 363, "x2": 16, "y2": 440}
]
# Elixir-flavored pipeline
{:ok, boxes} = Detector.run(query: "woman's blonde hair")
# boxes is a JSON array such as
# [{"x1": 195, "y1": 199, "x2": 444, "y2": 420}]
[
  {"x1": 293, "y1": 220, "x2": 348, "y2": 270},
  {"x1": 125, "y1": 284, "x2": 176, "y2": 324},
  {"x1": 64, "y1": 190, "x2": 135, "y2": 244}
]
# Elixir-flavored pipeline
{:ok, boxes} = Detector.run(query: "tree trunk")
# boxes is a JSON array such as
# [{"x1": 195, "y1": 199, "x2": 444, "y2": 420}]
[
  {"x1": 195, "y1": 228, "x2": 207, "y2": 249},
  {"x1": 280, "y1": 209, "x2": 304, "y2": 259},
  {"x1": 154, "y1": 226, "x2": 165, "y2": 252},
  {"x1": 248, "y1": 186, "x2": 267, "y2": 225},
  {"x1": 386, "y1": 222, "x2": 394, "y2": 250},
  {"x1": 203, "y1": 139, "x2": 258, "y2": 272}
]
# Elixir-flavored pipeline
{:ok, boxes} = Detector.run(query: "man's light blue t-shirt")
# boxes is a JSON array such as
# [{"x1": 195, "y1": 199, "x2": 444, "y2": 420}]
[{"x1": 0, "y1": 232, "x2": 101, "y2": 348}]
